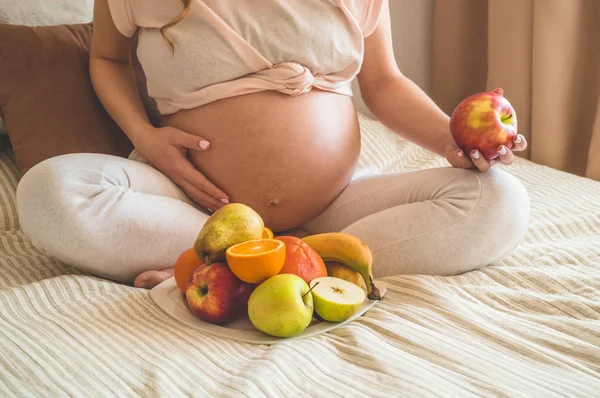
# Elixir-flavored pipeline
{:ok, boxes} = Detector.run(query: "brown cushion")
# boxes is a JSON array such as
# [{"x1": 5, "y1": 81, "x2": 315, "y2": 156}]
[
  {"x1": 0, "y1": 107, "x2": 6, "y2": 132},
  {"x1": 0, "y1": 23, "x2": 134, "y2": 173}
]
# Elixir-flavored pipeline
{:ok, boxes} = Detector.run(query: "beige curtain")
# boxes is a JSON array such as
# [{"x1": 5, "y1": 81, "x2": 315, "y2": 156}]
[{"x1": 432, "y1": 0, "x2": 600, "y2": 180}]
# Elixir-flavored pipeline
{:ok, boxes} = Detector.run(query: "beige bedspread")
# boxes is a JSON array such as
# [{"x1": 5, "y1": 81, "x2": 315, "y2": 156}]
[{"x1": 2, "y1": 115, "x2": 599, "y2": 397}]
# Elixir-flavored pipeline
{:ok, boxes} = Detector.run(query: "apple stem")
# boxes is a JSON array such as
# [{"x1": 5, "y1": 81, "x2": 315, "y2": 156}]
[
  {"x1": 204, "y1": 254, "x2": 211, "y2": 265},
  {"x1": 302, "y1": 282, "x2": 320, "y2": 299}
]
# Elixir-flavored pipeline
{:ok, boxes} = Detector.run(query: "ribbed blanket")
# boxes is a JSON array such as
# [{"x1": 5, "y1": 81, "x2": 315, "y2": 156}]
[{"x1": 2, "y1": 115, "x2": 599, "y2": 397}]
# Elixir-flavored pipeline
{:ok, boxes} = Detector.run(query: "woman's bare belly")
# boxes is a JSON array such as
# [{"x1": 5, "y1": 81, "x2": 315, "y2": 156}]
[{"x1": 161, "y1": 90, "x2": 361, "y2": 231}]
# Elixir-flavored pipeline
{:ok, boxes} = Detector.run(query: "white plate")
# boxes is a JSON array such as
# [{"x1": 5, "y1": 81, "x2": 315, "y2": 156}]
[{"x1": 150, "y1": 277, "x2": 386, "y2": 345}]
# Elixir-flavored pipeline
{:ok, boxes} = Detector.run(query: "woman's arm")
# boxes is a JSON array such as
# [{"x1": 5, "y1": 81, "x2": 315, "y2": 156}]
[
  {"x1": 357, "y1": 0, "x2": 526, "y2": 171},
  {"x1": 89, "y1": 0, "x2": 152, "y2": 142},
  {"x1": 89, "y1": 0, "x2": 229, "y2": 209},
  {"x1": 356, "y1": 0, "x2": 451, "y2": 157}
]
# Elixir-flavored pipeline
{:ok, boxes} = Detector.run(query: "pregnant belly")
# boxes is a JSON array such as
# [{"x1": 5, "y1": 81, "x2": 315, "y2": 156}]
[{"x1": 161, "y1": 90, "x2": 361, "y2": 231}]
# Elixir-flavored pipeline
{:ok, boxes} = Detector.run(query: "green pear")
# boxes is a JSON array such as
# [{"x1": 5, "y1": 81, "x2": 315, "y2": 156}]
[
  {"x1": 194, "y1": 203, "x2": 264, "y2": 264},
  {"x1": 310, "y1": 277, "x2": 365, "y2": 322}
]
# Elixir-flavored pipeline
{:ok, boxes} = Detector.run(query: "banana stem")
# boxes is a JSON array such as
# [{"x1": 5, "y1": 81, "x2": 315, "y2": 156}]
[{"x1": 367, "y1": 279, "x2": 382, "y2": 301}]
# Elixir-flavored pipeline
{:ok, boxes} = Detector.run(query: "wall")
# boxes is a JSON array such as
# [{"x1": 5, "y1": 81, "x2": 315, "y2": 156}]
[{"x1": 353, "y1": 0, "x2": 435, "y2": 117}]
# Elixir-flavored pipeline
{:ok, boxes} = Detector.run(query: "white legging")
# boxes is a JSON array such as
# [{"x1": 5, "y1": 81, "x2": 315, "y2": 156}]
[{"x1": 16, "y1": 153, "x2": 530, "y2": 282}]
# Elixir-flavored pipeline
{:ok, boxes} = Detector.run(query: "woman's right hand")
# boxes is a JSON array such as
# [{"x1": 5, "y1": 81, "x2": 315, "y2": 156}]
[{"x1": 132, "y1": 126, "x2": 229, "y2": 211}]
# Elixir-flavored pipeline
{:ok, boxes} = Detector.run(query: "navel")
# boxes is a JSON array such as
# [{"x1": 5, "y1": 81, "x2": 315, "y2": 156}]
[{"x1": 266, "y1": 198, "x2": 281, "y2": 207}]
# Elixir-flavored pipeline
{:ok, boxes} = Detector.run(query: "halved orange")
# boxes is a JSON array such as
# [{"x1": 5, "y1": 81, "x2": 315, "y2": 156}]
[
  {"x1": 225, "y1": 239, "x2": 286, "y2": 283},
  {"x1": 262, "y1": 227, "x2": 274, "y2": 239}
]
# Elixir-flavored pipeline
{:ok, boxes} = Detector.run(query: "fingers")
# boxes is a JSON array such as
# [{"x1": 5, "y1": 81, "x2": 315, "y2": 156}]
[
  {"x1": 179, "y1": 180, "x2": 226, "y2": 212},
  {"x1": 169, "y1": 129, "x2": 211, "y2": 151},
  {"x1": 452, "y1": 136, "x2": 524, "y2": 171},
  {"x1": 469, "y1": 150, "x2": 493, "y2": 172},
  {"x1": 497, "y1": 145, "x2": 515, "y2": 165},
  {"x1": 511, "y1": 134, "x2": 528, "y2": 152},
  {"x1": 452, "y1": 148, "x2": 475, "y2": 169},
  {"x1": 179, "y1": 161, "x2": 229, "y2": 203}
]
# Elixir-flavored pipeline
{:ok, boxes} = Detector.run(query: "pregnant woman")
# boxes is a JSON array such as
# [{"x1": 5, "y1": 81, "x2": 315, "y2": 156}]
[{"x1": 17, "y1": 0, "x2": 529, "y2": 289}]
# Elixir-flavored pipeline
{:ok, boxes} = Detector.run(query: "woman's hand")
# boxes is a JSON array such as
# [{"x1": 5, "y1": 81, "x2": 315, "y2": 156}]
[
  {"x1": 445, "y1": 134, "x2": 528, "y2": 172},
  {"x1": 132, "y1": 126, "x2": 229, "y2": 211}
]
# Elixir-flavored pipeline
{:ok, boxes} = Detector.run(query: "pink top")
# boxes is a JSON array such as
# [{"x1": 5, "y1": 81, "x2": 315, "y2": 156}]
[{"x1": 107, "y1": 0, "x2": 384, "y2": 115}]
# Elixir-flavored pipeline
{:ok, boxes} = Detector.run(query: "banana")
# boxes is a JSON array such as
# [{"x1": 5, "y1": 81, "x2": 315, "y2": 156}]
[{"x1": 302, "y1": 233, "x2": 382, "y2": 300}]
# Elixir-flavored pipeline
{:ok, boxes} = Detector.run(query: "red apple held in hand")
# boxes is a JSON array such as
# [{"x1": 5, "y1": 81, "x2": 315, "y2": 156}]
[
  {"x1": 450, "y1": 88, "x2": 518, "y2": 160},
  {"x1": 186, "y1": 262, "x2": 253, "y2": 325}
]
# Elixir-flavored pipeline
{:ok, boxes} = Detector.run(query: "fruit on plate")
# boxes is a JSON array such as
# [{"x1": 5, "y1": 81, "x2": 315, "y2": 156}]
[
  {"x1": 194, "y1": 203, "x2": 264, "y2": 264},
  {"x1": 449, "y1": 88, "x2": 518, "y2": 160},
  {"x1": 225, "y1": 239, "x2": 286, "y2": 283},
  {"x1": 302, "y1": 232, "x2": 381, "y2": 300},
  {"x1": 309, "y1": 277, "x2": 365, "y2": 322},
  {"x1": 247, "y1": 274, "x2": 314, "y2": 337},
  {"x1": 186, "y1": 262, "x2": 253, "y2": 325},
  {"x1": 174, "y1": 248, "x2": 204, "y2": 293},
  {"x1": 277, "y1": 236, "x2": 327, "y2": 283},
  {"x1": 262, "y1": 227, "x2": 274, "y2": 239},
  {"x1": 325, "y1": 261, "x2": 366, "y2": 292}
]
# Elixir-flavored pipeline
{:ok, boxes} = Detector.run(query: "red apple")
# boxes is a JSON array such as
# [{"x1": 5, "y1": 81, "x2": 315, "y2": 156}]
[
  {"x1": 450, "y1": 88, "x2": 518, "y2": 160},
  {"x1": 185, "y1": 262, "x2": 253, "y2": 325}
]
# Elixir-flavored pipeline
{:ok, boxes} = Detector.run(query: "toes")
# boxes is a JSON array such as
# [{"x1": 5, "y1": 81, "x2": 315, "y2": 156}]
[
  {"x1": 134, "y1": 268, "x2": 174, "y2": 289},
  {"x1": 133, "y1": 272, "x2": 155, "y2": 289}
]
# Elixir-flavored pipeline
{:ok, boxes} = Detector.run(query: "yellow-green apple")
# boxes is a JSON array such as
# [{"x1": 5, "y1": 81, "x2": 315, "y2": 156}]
[
  {"x1": 247, "y1": 274, "x2": 313, "y2": 337},
  {"x1": 310, "y1": 277, "x2": 365, "y2": 322},
  {"x1": 186, "y1": 262, "x2": 253, "y2": 325},
  {"x1": 450, "y1": 88, "x2": 518, "y2": 160}
]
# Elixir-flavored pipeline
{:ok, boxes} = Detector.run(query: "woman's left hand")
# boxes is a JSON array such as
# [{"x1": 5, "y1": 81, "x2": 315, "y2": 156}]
[{"x1": 445, "y1": 134, "x2": 528, "y2": 172}]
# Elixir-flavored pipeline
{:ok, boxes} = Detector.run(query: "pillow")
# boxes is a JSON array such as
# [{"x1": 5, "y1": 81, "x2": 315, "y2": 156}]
[
  {"x1": 0, "y1": 0, "x2": 95, "y2": 138},
  {"x1": 0, "y1": 0, "x2": 94, "y2": 26},
  {"x1": 0, "y1": 23, "x2": 134, "y2": 173}
]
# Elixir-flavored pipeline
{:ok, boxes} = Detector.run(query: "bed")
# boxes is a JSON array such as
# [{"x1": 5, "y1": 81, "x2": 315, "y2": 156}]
[{"x1": 1, "y1": 114, "x2": 599, "y2": 397}]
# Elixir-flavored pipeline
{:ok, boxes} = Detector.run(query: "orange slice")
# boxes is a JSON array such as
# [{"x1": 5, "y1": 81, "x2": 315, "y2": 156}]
[
  {"x1": 262, "y1": 227, "x2": 274, "y2": 239},
  {"x1": 225, "y1": 239, "x2": 286, "y2": 284}
]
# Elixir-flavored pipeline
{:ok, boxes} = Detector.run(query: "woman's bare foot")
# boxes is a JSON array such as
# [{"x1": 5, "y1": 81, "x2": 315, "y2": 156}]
[{"x1": 134, "y1": 268, "x2": 175, "y2": 289}]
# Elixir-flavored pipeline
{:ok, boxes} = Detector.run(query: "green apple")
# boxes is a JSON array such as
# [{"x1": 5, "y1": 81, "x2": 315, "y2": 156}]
[
  {"x1": 248, "y1": 274, "x2": 313, "y2": 337},
  {"x1": 310, "y1": 277, "x2": 365, "y2": 322}
]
